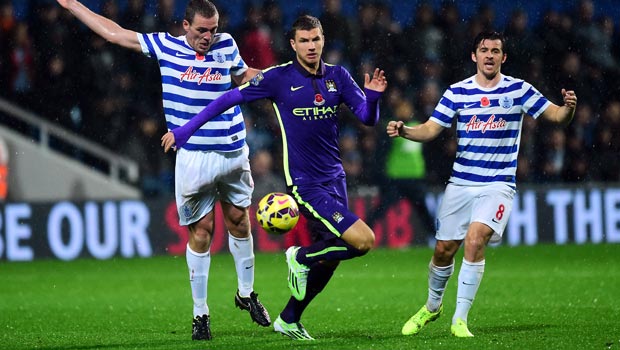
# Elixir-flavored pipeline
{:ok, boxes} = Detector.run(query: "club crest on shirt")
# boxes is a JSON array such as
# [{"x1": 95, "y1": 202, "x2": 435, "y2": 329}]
[
  {"x1": 325, "y1": 80, "x2": 337, "y2": 92},
  {"x1": 332, "y1": 211, "x2": 344, "y2": 223},
  {"x1": 212, "y1": 52, "x2": 225, "y2": 63},
  {"x1": 500, "y1": 96, "x2": 513, "y2": 109},
  {"x1": 249, "y1": 72, "x2": 264, "y2": 86},
  {"x1": 182, "y1": 204, "x2": 192, "y2": 219}
]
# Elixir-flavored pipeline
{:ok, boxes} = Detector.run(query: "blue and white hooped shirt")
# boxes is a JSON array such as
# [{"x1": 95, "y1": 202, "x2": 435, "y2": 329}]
[{"x1": 430, "y1": 74, "x2": 551, "y2": 187}]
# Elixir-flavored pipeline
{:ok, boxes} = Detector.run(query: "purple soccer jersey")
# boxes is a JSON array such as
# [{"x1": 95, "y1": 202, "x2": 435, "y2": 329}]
[{"x1": 173, "y1": 59, "x2": 381, "y2": 187}]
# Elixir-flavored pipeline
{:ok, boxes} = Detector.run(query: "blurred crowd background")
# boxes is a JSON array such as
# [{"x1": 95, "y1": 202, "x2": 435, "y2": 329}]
[{"x1": 0, "y1": 0, "x2": 619, "y2": 200}]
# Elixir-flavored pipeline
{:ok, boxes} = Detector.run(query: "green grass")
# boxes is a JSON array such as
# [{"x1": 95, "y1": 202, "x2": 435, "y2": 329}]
[{"x1": 1, "y1": 244, "x2": 620, "y2": 350}]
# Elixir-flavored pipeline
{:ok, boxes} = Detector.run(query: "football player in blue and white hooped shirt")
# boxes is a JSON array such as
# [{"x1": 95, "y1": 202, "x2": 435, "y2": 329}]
[
  {"x1": 162, "y1": 15, "x2": 387, "y2": 340},
  {"x1": 389, "y1": 31, "x2": 577, "y2": 338},
  {"x1": 56, "y1": 0, "x2": 270, "y2": 340}
]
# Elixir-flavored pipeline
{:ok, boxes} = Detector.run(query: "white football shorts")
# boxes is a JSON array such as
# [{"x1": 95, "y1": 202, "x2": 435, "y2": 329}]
[
  {"x1": 435, "y1": 182, "x2": 516, "y2": 243},
  {"x1": 175, "y1": 145, "x2": 253, "y2": 226}
]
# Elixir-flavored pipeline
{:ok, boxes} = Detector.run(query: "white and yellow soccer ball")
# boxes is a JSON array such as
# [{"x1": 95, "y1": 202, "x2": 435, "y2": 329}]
[{"x1": 256, "y1": 192, "x2": 300, "y2": 235}]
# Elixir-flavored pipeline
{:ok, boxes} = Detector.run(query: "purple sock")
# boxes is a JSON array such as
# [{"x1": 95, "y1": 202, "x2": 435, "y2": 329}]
[
  {"x1": 296, "y1": 238, "x2": 364, "y2": 266},
  {"x1": 280, "y1": 262, "x2": 336, "y2": 323}
]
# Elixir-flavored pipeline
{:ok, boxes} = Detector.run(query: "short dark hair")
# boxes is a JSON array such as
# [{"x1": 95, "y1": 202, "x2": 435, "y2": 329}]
[
  {"x1": 289, "y1": 15, "x2": 323, "y2": 39},
  {"x1": 472, "y1": 31, "x2": 506, "y2": 54},
  {"x1": 184, "y1": 0, "x2": 218, "y2": 24}
]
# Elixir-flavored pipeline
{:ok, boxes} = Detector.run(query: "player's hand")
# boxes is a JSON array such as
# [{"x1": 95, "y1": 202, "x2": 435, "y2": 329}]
[
  {"x1": 56, "y1": 0, "x2": 75, "y2": 9},
  {"x1": 561, "y1": 89, "x2": 577, "y2": 110},
  {"x1": 386, "y1": 120, "x2": 404, "y2": 138},
  {"x1": 364, "y1": 68, "x2": 387, "y2": 93},
  {"x1": 161, "y1": 132, "x2": 177, "y2": 153}
]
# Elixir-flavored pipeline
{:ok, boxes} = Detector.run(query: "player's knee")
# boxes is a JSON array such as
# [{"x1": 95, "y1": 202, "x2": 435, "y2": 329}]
[
  {"x1": 343, "y1": 222, "x2": 375, "y2": 254},
  {"x1": 465, "y1": 237, "x2": 484, "y2": 250},
  {"x1": 224, "y1": 212, "x2": 251, "y2": 238},
  {"x1": 433, "y1": 242, "x2": 457, "y2": 264},
  {"x1": 355, "y1": 232, "x2": 375, "y2": 255},
  {"x1": 190, "y1": 231, "x2": 212, "y2": 251},
  {"x1": 189, "y1": 220, "x2": 215, "y2": 249},
  {"x1": 226, "y1": 216, "x2": 251, "y2": 238},
  {"x1": 465, "y1": 232, "x2": 491, "y2": 251},
  {"x1": 228, "y1": 222, "x2": 251, "y2": 239}
]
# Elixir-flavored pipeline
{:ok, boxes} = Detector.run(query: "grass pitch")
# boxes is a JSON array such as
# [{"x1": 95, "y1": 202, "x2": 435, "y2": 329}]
[{"x1": 1, "y1": 243, "x2": 619, "y2": 350}]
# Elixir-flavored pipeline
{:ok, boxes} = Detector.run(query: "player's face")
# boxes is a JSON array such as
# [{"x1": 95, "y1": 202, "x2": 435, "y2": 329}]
[
  {"x1": 183, "y1": 13, "x2": 219, "y2": 55},
  {"x1": 290, "y1": 28, "x2": 324, "y2": 72},
  {"x1": 472, "y1": 39, "x2": 506, "y2": 80}
]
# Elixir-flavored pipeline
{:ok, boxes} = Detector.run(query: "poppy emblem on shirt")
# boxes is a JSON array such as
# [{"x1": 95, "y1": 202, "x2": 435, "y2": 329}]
[
  {"x1": 500, "y1": 96, "x2": 513, "y2": 109},
  {"x1": 195, "y1": 53, "x2": 205, "y2": 61},
  {"x1": 326, "y1": 80, "x2": 337, "y2": 92},
  {"x1": 481, "y1": 96, "x2": 490, "y2": 107},
  {"x1": 213, "y1": 52, "x2": 225, "y2": 63},
  {"x1": 314, "y1": 93, "x2": 325, "y2": 106}
]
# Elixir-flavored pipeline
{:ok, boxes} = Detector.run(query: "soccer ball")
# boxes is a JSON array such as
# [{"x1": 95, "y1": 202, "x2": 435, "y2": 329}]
[{"x1": 256, "y1": 192, "x2": 300, "y2": 235}]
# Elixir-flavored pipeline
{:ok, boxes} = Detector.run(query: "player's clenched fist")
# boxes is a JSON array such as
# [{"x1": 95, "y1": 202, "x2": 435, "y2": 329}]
[
  {"x1": 561, "y1": 88, "x2": 577, "y2": 109},
  {"x1": 386, "y1": 120, "x2": 404, "y2": 138}
]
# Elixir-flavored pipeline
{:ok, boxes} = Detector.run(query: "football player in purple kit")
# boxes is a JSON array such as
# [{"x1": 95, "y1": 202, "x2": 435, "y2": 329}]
[{"x1": 162, "y1": 15, "x2": 387, "y2": 340}]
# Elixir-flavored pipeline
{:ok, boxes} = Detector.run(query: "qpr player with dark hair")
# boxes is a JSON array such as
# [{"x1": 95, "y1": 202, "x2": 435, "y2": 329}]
[
  {"x1": 56, "y1": 0, "x2": 270, "y2": 341},
  {"x1": 390, "y1": 31, "x2": 577, "y2": 338},
  {"x1": 162, "y1": 14, "x2": 387, "y2": 340}
]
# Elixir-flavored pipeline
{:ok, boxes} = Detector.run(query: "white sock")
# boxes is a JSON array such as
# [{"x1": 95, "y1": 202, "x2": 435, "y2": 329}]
[
  {"x1": 426, "y1": 261, "x2": 454, "y2": 312},
  {"x1": 228, "y1": 233, "x2": 254, "y2": 297},
  {"x1": 453, "y1": 259, "x2": 485, "y2": 324},
  {"x1": 186, "y1": 244, "x2": 210, "y2": 317}
]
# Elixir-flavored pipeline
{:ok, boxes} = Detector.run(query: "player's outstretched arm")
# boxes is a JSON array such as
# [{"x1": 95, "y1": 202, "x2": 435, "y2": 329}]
[
  {"x1": 57, "y1": 0, "x2": 141, "y2": 52},
  {"x1": 160, "y1": 89, "x2": 247, "y2": 152},
  {"x1": 541, "y1": 88, "x2": 577, "y2": 125},
  {"x1": 364, "y1": 68, "x2": 387, "y2": 93}
]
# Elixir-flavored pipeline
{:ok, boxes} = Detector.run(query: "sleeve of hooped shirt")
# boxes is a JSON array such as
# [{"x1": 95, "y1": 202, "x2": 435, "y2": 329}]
[
  {"x1": 226, "y1": 35, "x2": 248, "y2": 77},
  {"x1": 137, "y1": 32, "x2": 161, "y2": 58},
  {"x1": 520, "y1": 81, "x2": 551, "y2": 119}
]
